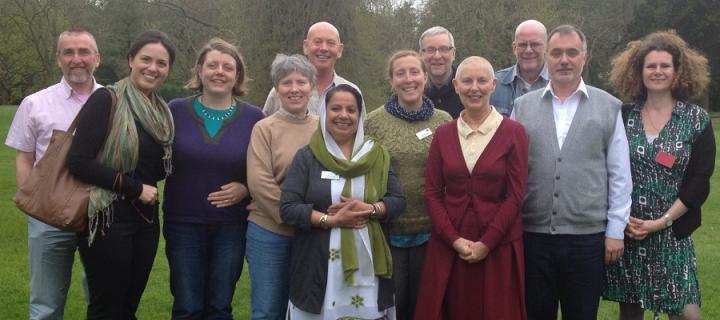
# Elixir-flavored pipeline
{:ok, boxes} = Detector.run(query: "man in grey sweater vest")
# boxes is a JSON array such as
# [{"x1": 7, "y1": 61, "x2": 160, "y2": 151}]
[{"x1": 511, "y1": 25, "x2": 632, "y2": 319}]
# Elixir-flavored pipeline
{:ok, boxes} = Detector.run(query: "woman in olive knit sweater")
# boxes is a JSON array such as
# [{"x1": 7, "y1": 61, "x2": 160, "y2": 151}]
[{"x1": 365, "y1": 50, "x2": 451, "y2": 320}]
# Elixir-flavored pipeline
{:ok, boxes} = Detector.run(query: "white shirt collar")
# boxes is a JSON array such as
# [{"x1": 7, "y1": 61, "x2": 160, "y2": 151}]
[{"x1": 542, "y1": 78, "x2": 588, "y2": 100}]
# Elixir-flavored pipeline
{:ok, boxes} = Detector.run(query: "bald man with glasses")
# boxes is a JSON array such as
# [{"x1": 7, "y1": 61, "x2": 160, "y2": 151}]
[{"x1": 491, "y1": 20, "x2": 551, "y2": 116}]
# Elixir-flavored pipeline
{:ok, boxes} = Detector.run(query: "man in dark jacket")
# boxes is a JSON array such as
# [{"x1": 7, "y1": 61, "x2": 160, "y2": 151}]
[{"x1": 420, "y1": 26, "x2": 463, "y2": 118}]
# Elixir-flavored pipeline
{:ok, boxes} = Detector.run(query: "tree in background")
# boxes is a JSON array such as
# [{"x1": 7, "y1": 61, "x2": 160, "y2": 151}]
[
  {"x1": 419, "y1": 0, "x2": 641, "y2": 98},
  {"x1": 620, "y1": 0, "x2": 719, "y2": 110},
  {"x1": 0, "y1": 0, "x2": 64, "y2": 103},
  {"x1": 0, "y1": 0, "x2": 716, "y2": 111}
]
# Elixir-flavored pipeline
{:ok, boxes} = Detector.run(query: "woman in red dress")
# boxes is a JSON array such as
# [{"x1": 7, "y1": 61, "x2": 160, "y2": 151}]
[{"x1": 415, "y1": 56, "x2": 529, "y2": 320}]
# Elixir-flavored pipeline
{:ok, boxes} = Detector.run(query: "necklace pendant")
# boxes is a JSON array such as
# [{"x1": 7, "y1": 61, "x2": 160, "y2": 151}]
[{"x1": 200, "y1": 104, "x2": 236, "y2": 121}]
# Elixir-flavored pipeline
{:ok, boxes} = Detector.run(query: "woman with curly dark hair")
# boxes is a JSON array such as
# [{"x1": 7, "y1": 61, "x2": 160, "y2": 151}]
[{"x1": 604, "y1": 31, "x2": 715, "y2": 320}]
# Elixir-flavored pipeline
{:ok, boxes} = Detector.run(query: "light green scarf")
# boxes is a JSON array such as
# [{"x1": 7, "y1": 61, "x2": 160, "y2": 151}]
[
  {"x1": 87, "y1": 77, "x2": 174, "y2": 244},
  {"x1": 308, "y1": 128, "x2": 393, "y2": 286}
]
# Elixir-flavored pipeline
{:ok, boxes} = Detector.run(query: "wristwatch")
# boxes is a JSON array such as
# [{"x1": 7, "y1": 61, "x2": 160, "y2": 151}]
[
  {"x1": 319, "y1": 214, "x2": 329, "y2": 229},
  {"x1": 663, "y1": 213, "x2": 673, "y2": 228},
  {"x1": 370, "y1": 203, "x2": 378, "y2": 219}
]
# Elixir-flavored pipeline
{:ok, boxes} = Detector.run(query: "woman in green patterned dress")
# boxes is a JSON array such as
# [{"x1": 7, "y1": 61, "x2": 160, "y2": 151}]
[{"x1": 604, "y1": 31, "x2": 715, "y2": 320}]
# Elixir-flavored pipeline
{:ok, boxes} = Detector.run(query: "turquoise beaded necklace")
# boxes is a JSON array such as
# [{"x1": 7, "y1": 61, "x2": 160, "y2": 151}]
[
  {"x1": 193, "y1": 96, "x2": 237, "y2": 138},
  {"x1": 199, "y1": 103, "x2": 237, "y2": 121}
]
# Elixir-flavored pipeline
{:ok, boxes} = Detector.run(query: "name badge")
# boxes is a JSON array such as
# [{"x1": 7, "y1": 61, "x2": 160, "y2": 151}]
[
  {"x1": 321, "y1": 171, "x2": 340, "y2": 180},
  {"x1": 655, "y1": 151, "x2": 676, "y2": 168},
  {"x1": 416, "y1": 128, "x2": 433, "y2": 140}
]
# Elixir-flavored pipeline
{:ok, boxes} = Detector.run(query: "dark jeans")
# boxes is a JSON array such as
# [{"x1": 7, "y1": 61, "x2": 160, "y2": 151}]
[
  {"x1": 524, "y1": 232, "x2": 605, "y2": 320},
  {"x1": 164, "y1": 222, "x2": 247, "y2": 320},
  {"x1": 79, "y1": 206, "x2": 160, "y2": 320},
  {"x1": 391, "y1": 244, "x2": 426, "y2": 320}
]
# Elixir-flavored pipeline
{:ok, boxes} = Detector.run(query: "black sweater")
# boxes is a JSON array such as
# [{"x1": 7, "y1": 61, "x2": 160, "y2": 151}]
[
  {"x1": 674, "y1": 118, "x2": 715, "y2": 238},
  {"x1": 67, "y1": 88, "x2": 166, "y2": 220}
]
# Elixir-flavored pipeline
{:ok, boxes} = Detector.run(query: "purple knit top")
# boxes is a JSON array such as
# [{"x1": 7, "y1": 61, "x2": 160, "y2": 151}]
[{"x1": 163, "y1": 96, "x2": 264, "y2": 224}]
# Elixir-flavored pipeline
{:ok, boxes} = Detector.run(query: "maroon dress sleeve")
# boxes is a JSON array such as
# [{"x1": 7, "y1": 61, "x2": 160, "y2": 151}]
[{"x1": 425, "y1": 125, "x2": 461, "y2": 246}]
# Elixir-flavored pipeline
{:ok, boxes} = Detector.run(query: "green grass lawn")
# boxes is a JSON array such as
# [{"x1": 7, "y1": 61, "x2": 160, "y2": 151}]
[
  {"x1": 0, "y1": 105, "x2": 249, "y2": 318},
  {"x1": 0, "y1": 105, "x2": 717, "y2": 319}
]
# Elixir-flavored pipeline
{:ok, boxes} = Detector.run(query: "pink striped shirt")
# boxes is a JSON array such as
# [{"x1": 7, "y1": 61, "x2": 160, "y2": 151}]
[{"x1": 5, "y1": 77, "x2": 102, "y2": 163}]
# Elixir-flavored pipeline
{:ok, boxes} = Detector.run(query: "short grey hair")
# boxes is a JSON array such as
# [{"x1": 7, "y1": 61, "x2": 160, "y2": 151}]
[
  {"x1": 419, "y1": 26, "x2": 455, "y2": 50},
  {"x1": 270, "y1": 54, "x2": 317, "y2": 89},
  {"x1": 57, "y1": 27, "x2": 99, "y2": 54},
  {"x1": 548, "y1": 24, "x2": 587, "y2": 52}
]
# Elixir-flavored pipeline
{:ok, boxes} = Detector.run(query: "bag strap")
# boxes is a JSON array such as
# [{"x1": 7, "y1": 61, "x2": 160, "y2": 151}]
[
  {"x1": 67, "y1": 88, "x2": 118, "y2": 136},
  {"x1": 66, "y1": 108, "x2": 84, "y2": 134},
  {"x1": 105, "y1": 88, "x2": 118, "y2": 139}
]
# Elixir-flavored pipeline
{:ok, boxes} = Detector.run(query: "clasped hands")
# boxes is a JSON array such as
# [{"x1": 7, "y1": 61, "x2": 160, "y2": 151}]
[
  {"x1": 624, "y1": 216, "x2": 664, "y2": 241},
  {"x1": 452, "y1": 237, "x2": 489, "y2": 263},
  {"x1": 326, "y1": 196, "x2": 374, "y2": 229}
]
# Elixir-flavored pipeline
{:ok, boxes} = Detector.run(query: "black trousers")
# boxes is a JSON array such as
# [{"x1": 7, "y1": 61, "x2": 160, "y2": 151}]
[
  {"x1": 391, "y1": 243, "x2": 427, "y2": 320},
  {"x1": 524, "y1": 232, "x2": 605, "y2": 320},
  {"x1": 79, "y1": 201, "x2": 159, "y2": 320}
]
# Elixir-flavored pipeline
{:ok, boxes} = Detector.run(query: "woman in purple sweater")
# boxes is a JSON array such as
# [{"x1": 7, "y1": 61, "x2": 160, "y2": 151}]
[{"x1": 163, "y1": 38, "x2": 264, "y2": 319}]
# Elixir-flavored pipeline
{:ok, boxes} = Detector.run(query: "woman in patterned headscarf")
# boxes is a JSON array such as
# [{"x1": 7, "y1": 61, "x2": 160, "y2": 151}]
[
  {"x1": 280, "y1": 84, "x2": 406, "y2": 319},
  {"x1": 604, "y1": 31, "x2": 715, "y2": 320}
]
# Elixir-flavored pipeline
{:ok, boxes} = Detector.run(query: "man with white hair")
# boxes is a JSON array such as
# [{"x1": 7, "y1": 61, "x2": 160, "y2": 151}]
[{"x1": 420, "y1": 26, "x2": 463, "y2": 118}]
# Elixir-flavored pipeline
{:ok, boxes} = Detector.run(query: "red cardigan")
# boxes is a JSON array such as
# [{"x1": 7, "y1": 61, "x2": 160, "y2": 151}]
[
  {"x1": 425, "y1": 117, "x2": 528, "y2": 249},
  {"x1": 416, "y1": 117, "x2": 529, "y2": 319}
]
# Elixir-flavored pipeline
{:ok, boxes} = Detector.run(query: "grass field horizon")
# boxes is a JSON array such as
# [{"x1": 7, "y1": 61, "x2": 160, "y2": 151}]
[{"x1": 1, "y1": 105, "x2": 717, "y2": 319}]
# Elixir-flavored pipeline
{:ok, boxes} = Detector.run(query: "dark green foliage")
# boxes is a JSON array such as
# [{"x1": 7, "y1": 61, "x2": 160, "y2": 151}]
[{"x1": 0, "y1": 0, "x2": 716, "y2": 110}]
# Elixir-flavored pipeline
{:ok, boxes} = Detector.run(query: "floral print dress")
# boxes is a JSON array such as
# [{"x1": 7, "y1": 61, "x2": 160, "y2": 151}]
[{"x1": 604, "y1": 101, "x2": 710, "y2": 315}]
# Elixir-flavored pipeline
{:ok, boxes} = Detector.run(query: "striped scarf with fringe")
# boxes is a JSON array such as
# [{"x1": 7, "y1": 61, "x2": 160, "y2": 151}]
[{"x1": 87, "y1": 77, "x2": 174, "y2": 244}]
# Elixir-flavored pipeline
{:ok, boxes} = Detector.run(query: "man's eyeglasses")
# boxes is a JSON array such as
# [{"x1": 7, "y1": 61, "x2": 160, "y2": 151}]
[
  {"x1": 422, "y1": 46, "x2": 454, "y2": 55},
  {"x1": 515, "y1": 41, "x2": 544, "y2": 50}
]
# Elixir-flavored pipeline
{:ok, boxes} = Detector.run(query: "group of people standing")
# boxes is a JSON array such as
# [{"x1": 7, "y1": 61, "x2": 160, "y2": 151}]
[{"x1": 6, "y1": 17, "x2": 714, "y2": 320}]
